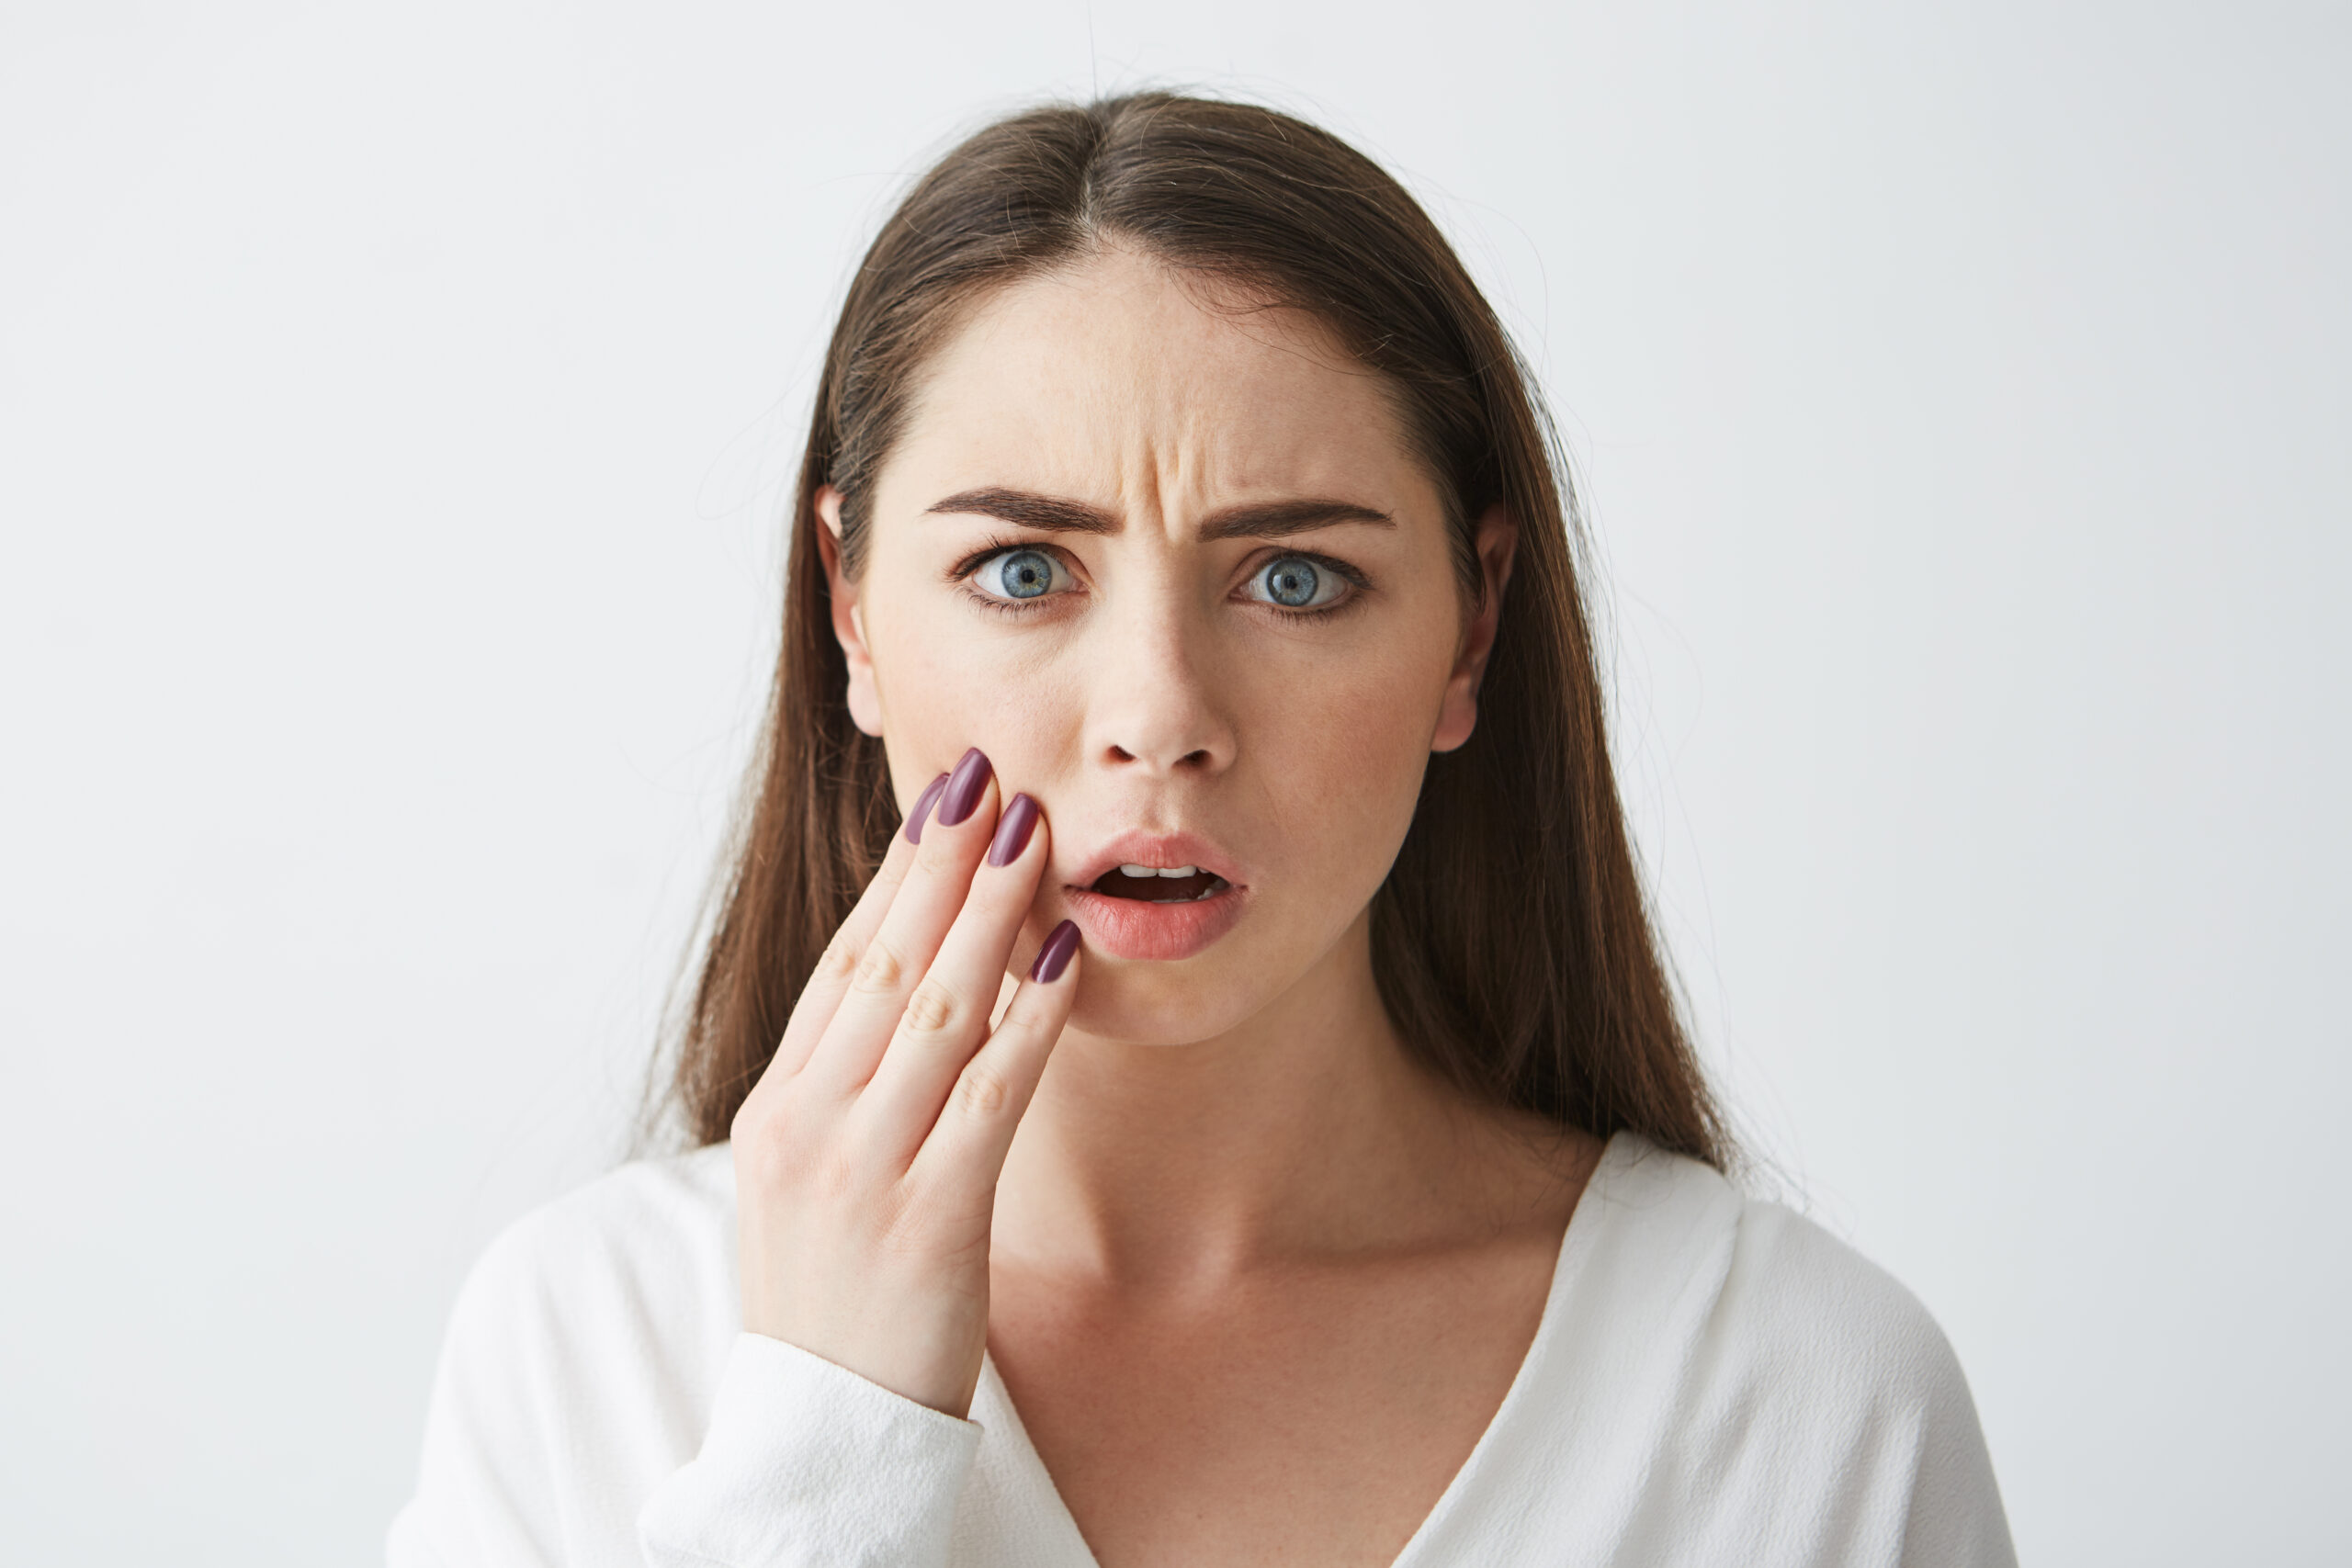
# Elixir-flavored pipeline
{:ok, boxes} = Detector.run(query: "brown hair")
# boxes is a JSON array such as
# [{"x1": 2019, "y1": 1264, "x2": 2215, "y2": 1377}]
[{"x1": 660, "y1": 92, "x2": 1729, "y2": 1168}]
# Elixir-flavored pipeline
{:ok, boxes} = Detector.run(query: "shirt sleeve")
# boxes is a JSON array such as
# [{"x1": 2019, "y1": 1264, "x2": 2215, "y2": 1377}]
[
  {"x1": 1890, "y1": 1319, "x2": 2015, "y2": 1568},
  {"x1": 1749, "y1": 1207, "x2": 2019, "y2": 1568},
  {"x1": 387, "y1": 1172, "x2": 984, "y2": 1568},
  {"x1": 636, "y1": 1333, "x2": 983, "y2": 1568},
  {"x1": 385, "y1": 1217, "x2": 581, "y2": 1568}
]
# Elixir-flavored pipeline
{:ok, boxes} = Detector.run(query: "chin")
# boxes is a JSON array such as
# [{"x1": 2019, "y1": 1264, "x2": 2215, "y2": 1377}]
[{"x1": 1062, "y1": 963, "x2": 1275, "y2": 1047}]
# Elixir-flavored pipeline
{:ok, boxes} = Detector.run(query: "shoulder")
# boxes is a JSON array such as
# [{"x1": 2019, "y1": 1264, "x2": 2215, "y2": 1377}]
[
  {"x1": 392, "y1": 1145, "x2": 742, "y2": 1565},
  {"x1": 1718, "y1": 1187, "x2": 2013, "y2": 1562},
  {"x1": 1729, "y1": 1191, "x2": 1973, "y2": 1420},
  {"x1": 1569, "y1": 1135, "x2": 2013, "y2": 1564},
  {"x1": 456, "y1": 1143, "x2": 737, "y2": 1316},
  {"x1": 1588, "y1": 1135, "x2": 1972, "y2": 1416},
  {"x1": 443, "y1": 1142, "x2": 740, "y2": 1392},
  {"x1": 424, "y1": 1143, "x2": 742, "y2": 1450}
]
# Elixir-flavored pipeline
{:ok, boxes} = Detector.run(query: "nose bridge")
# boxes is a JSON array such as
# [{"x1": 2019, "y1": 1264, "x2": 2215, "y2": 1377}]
[{"x1": 1083, "y1": 559, "x2": 1235, "y2": 776}]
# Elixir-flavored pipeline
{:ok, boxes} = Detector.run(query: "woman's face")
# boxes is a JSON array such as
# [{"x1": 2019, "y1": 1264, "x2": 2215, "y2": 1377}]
[{"x1": 820, "y1": 246, "x2": 1510, "y2": 1044}]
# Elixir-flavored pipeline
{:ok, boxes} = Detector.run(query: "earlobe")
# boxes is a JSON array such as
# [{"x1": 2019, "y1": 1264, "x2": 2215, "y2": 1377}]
[
  {"x1": 1430, "y1": 502, "x2": 1517, "y2": 755},
  {"x1": 814, "y1": 485, "x2": 886, "y2": 738}
]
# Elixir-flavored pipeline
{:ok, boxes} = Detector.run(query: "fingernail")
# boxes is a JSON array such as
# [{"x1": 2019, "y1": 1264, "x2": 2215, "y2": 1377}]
[
  {"x1": 903, "y1": 773, "x2": 949, "y2": 843},
  {"x1": 937, "y1": 747, "x2": 992, "y2": 827},
  {"x1": 987, "y1": 792, "x2": 1040, "y2": 866},
  {"x1": 1028, "y1": 919, "x2": 1080, "y2": 983}
]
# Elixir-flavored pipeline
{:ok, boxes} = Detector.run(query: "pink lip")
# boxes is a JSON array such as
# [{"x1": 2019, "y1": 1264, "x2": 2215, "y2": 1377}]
[
  {"x1": 1065, "y1": 883, "x2": 1249, "y2": 962},
  {"x1": 1060, "y1": 829, "x2": 1250, "y2": 963},
  {"x1": 1066, "y1": 829, "x2": 1245, "y2": 890}
]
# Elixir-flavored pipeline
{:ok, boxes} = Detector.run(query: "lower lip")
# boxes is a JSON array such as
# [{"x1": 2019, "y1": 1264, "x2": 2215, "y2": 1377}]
[{"x1": 1064, "y1": 883, "x2": 1249, "y2": 962}]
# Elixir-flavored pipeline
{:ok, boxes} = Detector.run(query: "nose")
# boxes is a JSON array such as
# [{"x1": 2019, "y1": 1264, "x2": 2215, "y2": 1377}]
[{"x1": 1081, "y1": 591, "x2": 1237, "y2": 778}]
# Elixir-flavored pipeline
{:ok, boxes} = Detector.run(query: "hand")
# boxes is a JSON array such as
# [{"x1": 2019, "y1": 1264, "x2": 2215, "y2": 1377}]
[{"x1": 729, "y1": 747, "x2": 1081, "y2": 1418}]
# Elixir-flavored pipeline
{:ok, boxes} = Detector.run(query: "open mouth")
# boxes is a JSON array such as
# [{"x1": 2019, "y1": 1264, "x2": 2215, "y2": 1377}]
[
  {"x1": 1067, "y1": 845, "x2": 1248, "y2": 961},
  {"x1": 1087, "y1": 864, "x2": 1232, "y2": 903}
]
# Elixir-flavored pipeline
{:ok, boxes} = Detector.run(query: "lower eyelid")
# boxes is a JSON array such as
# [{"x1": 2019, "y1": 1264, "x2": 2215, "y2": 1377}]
[{"x1": 960, "y1": 585, "x2": 1052, "y2": 615}]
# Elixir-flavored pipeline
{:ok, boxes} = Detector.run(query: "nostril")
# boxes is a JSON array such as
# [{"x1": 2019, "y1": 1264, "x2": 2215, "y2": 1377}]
[{"x1": 1101, "y1": 740, "x2": 1226, "y2": 771}]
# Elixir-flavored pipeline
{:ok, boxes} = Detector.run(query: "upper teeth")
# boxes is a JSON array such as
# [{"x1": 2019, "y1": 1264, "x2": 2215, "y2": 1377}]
[{"x1": 1120, "y1": 863, "x2": 1200, "y2": 878}]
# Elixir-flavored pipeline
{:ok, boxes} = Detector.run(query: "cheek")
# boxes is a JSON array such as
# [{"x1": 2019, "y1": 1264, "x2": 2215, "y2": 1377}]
[
  {"x1": 865, "y1": 588, "x2": 1084, "y2": 786},
  {"x1": 1241, "y1": 651, "x2": 1444, "y2": 877}
]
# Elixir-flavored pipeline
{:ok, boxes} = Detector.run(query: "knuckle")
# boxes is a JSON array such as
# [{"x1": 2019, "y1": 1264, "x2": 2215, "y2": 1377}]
[
  {"x1": 730, "y1": 1089, "x2": 788, "y2": 1148},
  {"x1": 900, "y1": 979, "x2": 962, "y2": 1038},
  {"x1": 812, "y1": 932, "x2": 861, "y2": 986},
  {"x1": 853, "y1": 937, "x2": 906, "y2": 995},
  {"x1": 731, "y1": 1094, "x2": 840, "y2": 1186},
  {"x1": 956, "y1": 1065, "x2": 1011, "y2": 1118},
  {"x1": 732, "y1": 1111, "x2": 798, "y2": 1186}
]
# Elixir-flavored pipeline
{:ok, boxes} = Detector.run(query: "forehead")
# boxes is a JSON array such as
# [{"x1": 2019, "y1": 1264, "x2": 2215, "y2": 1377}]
[{"x1": 885, "y1": 246, "x2": 1434, "y2": 515}]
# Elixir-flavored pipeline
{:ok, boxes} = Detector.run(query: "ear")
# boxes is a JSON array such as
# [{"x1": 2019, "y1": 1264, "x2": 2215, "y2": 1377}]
[
  {"x1": 815, "y1": 485, "x2": 885, "y2": 738},
  {"x1": 1430, "y1": 502, "x2": 1517, "y2": 754}
]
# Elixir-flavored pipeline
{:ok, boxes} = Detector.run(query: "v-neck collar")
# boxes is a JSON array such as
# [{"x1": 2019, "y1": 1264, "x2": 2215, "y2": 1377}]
[{"x1": 964, "y1": 1130, "x2": 1644, "y2": 1568}]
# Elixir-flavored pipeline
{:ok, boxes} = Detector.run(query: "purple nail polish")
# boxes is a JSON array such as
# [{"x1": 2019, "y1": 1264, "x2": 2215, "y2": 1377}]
[
  {"x1": 903, "y1": 773, "x2": 949, "y2": 843},
  {"x1": 1028, "y1": 919, "x2": 1080, "y2": 983},
  {"x1": 987, "y1": 793, "x2": 1040, "y2": 867},
  {"x1": 936, "y1": 747, "x2": 992, "y2": 827}
]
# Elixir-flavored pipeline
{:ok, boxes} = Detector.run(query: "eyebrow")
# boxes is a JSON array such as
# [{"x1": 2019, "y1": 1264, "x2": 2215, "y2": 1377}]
[{"x1": 924, "y1": 487, "x2": 1394, "y2": 541}]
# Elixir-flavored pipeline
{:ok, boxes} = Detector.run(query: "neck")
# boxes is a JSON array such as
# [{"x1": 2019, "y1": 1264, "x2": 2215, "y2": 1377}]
[{"x1": 990, "y1": 910, "x2": 1530, "y2": 1289}]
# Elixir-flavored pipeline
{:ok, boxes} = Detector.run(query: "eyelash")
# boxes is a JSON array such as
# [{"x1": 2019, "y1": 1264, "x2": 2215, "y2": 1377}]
[{"x1": 949, "y1": 536, "x2": 1372, "y2": 621}]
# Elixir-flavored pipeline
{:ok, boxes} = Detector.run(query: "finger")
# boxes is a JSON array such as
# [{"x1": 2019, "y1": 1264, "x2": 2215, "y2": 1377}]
[
  {"x1": 910, "y1": 919, "x2": 1080, "y2": 1188},
  {"x1": 853, "y1": 791, "x2": 1050, "y2": 1162},
  {"x1": 799, "y1": 747, "x2": 1000, "y2": 1100},
  {"x1": 759, "y1": 770, "x2": 948, "y2": 1085}
]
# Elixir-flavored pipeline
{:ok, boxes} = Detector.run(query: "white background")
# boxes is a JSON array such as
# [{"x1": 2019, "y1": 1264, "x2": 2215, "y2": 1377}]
[{"x1": 4, "y1": 2, "x2": 2345, "y2": 1562}]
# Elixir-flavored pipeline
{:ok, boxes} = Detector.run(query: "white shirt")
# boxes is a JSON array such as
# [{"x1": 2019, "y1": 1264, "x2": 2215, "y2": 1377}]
[{"x1": 387, "y1": 1131, "x2": 2015, "y2": 1567}]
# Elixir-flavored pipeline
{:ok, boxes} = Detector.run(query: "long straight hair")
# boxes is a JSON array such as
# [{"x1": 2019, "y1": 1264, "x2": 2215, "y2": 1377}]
[{"x1": 660, "y1": 93, "x2": 1729, "y2": 1168}]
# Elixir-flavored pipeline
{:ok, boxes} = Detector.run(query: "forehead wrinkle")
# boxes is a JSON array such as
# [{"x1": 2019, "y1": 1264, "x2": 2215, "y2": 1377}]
[{"x1": 889, "y1": 250, "x2": 1430, "y2": 543}]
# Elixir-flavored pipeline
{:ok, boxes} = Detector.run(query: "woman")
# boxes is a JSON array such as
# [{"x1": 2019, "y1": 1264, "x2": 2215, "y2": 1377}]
[{"x1": 390, "y1": 93, "x2": 2013, "y2": 1567}]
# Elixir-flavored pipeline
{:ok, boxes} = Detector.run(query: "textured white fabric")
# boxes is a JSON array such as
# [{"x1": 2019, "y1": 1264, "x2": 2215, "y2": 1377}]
[{"x1": 387, "y1": 1133, "x2": 2015, "y2": 1567}]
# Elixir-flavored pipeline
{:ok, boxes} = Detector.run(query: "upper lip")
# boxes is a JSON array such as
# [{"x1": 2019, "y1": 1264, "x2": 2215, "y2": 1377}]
[{"x1": 1066, "y1": 829, "x2": 1247, "y2": 891}]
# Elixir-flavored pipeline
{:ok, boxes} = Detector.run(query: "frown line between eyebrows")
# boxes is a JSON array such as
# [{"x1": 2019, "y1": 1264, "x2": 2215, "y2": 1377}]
[{"x1": 923, "y1": 487, "x2": 1395, "y2": 541}]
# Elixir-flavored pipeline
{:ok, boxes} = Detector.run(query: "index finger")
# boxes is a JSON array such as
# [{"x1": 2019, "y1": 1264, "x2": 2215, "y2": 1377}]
[{"x1": 760, "y1": 770, "x2": 946, "y2": 1084}]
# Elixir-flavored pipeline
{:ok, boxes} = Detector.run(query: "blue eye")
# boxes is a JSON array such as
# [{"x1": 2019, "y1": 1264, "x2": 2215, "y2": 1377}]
[
  {"x1": 1249, "y1": 555, "x2": 1345, "y2": 610},
  {"x1": 972, "y1": 547, "x2": 1065, "y2": 602}
]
